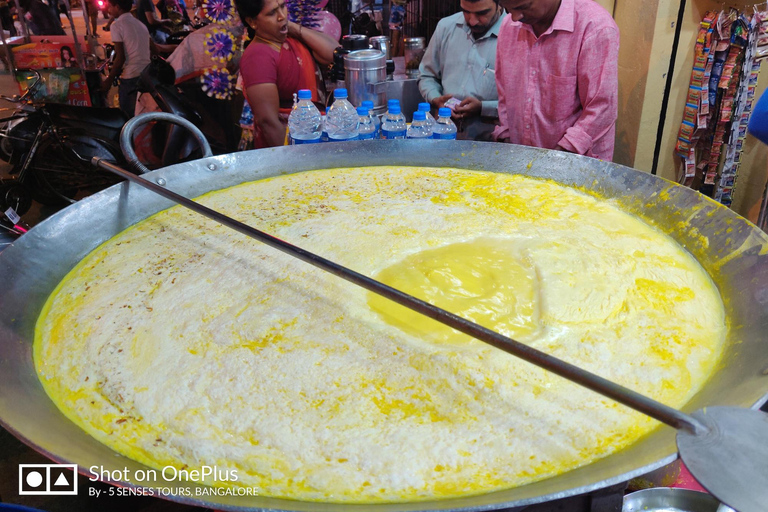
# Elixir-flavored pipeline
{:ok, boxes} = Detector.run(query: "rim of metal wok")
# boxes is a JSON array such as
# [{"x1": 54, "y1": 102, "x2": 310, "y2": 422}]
[{"x1": 0, "y1": 140, "x2": 766, "y2": 512}]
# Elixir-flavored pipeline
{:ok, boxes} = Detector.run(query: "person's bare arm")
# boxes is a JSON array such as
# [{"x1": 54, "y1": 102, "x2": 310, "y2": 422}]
[
  {"x1": 145, "y1": 4, "x2": 172, "y2": 27},
  {"x1": 246, "y1": 83, "x2": 285, "y2": 148},
  {"x1": 150, "y1": 39, "x2": 177, "y2": 55},
  {"x1": 287, "y1": 21, "x2": 339, "y2": 65},
  {"x1": 102, "y1": 41, "x2": 125, "y2": 92}
]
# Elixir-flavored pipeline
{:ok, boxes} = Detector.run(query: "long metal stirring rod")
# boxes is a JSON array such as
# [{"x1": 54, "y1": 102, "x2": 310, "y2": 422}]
[{"x1": 94, "y1": 157, "x2": 708, "y2": 436}]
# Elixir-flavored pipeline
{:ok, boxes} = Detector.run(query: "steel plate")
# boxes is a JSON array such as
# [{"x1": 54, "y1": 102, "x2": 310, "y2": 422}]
[{"x1": 1, "y1": 140, "x2": 767, "y2": 512}]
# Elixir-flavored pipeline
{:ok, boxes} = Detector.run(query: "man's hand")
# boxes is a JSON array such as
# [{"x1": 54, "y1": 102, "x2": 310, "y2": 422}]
[
  {"x1": 100, "y1": 78, "x2": 112, "y2": 93},
  {"x1": 431, "y1": 93, "x2": 453, "y2": 110},
  {"x1": 453, "y1": 96, "x2": 481, "y2": 120}
]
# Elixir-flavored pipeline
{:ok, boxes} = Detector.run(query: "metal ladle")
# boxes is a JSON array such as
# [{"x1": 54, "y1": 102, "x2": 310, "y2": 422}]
[{"x1": 92, "y1": 121, "x2": 767, "y2": 512}]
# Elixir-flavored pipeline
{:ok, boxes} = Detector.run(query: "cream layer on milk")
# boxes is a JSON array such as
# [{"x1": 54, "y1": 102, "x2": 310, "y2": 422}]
[{"x1": 35, "y1": 167, "x2": 726, "y2": 502}]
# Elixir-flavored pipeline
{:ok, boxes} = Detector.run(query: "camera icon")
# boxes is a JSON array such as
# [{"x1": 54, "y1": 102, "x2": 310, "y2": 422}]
[{"x1": 19, "y1": 464, "x2": 78, "y2": 495}]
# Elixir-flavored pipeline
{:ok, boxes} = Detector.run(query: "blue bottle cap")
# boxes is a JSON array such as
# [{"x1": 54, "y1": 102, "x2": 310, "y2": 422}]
[
  {"x1": 389, "y1": 105, "x2": 401, "y2": 115},
  {"x1": 438, "y1": 107, "x2": 452, "y2": 117},
  {"x1": 361, "y1": 100, "x2": 374, "y2": 109},
  {"x1": 413, "y1": 110, "x2": 426, "y2": 121},
  {"x1": 297, "y1": 89, "x2": 312, "y2": 100},
  {"x1": 334, "y1": 88, "x2": 348, "y2": 99},
  {"x1": 357, "y1": 106, "x2": 369, "y2": 115},
  {"x1": 388, "y1": 99, "x2": 400, "y2": 107},
  {"x1": 418, "y1": 102, "x2": 430, "y2": 112}
]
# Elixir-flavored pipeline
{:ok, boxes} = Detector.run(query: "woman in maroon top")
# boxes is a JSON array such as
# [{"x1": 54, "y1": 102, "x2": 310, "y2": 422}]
[{"x1": 235, "y1": 0, "x2": 339, "y2": 147}]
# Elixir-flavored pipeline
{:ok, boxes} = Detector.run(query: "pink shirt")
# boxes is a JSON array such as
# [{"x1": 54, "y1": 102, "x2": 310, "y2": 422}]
[{"x1": 492, "y1": 0, "x2": 619, "y2": 161}]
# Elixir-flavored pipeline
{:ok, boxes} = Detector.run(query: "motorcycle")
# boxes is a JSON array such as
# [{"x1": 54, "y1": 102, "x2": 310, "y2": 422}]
[
  {"x1": 135, "y1": 56, "x2": 244, "y2": 168},
  {"x1": 0, "y1": 71, "x2": 128, "y2": 209},
  {"x1": 0, "y1": 54, "x2": 242, "y2": 225}
]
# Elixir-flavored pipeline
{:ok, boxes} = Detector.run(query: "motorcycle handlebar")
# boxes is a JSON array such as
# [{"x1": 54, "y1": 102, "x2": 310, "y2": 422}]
[
  {"x1": 119, "y1": 112, "x2": 213, "y2": 174},
  {"x1": 1, "y1": 70, "x2": 42, "y2": 104}
]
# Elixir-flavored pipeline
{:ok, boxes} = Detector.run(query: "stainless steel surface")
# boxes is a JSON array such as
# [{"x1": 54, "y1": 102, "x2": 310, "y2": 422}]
[
  {"x1": 1, "y1": 141, "x2": 768, "y2": 512},
  {"x1": 344, "y1": 49, "x2": 387, "y2": 110},
  {"x1": 677, "y1": 407, "x2": 768, "y2": 512},
  {"x1": 627, "y1": 459, "x2": 682, "y2": 490},
  {"x1": 119, "y1": 112, "x2": 213, "y2": 175},
  {"x1": 403, "y1": 36, "x2": 426, "y2": 77},
  {"x1": 370, "y1": 35, "x2": 391, "y2": 60},
  {"x1": 368, "y1": 78, "x2": 425, "y2": 122},
  {"x1": 623, "y1": 488, "x2": 720, "y2": 512}
]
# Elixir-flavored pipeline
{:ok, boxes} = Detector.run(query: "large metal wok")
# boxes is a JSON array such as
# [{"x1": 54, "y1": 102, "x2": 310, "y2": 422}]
[{"x1": 1, "y1": 141, "x2": 767, "y2": 511}]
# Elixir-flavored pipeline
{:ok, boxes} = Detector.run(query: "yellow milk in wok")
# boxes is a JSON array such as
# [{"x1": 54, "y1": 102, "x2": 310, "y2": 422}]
[{"x1": 34, "y1": 166, "x2": 726, "y2": 502}]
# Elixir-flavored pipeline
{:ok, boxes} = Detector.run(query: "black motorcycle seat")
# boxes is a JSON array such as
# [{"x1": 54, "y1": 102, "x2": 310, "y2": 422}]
[{"x1": 44, "y1": 103, "x2": 128, "y2": 131}]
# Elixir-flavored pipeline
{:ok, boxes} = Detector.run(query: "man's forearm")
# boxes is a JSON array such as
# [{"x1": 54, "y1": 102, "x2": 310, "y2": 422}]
[{"x1": 107, "y1": 58, "x2": 124, "y2": 84}]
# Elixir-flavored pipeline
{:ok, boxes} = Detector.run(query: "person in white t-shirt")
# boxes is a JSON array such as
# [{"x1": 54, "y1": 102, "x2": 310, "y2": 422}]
[{"x1": 102, "y1": 0, "x2": 152, "y2": 117}]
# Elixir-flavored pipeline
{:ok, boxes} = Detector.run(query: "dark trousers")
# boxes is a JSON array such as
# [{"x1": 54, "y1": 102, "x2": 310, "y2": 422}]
[
  {"x1": 118, "y1": 76, "x2": 140, "y2": 118},
  {"x1": 0, "y1": 5, "x2": 16, "y2": 36}
]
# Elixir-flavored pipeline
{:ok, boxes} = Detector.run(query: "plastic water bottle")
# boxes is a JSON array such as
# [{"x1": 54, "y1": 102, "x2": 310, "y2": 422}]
[
  {"x1": 418, "y1": 102, "x2": 435, "y2": 129},
  {"x1": 381, "y1": 99, "x2": 403, "y2": 138},
  {"x1": 357, "y1": 106, "x2": 376, "y2": 140},
  {"x1": 287, "y1": 89, "x2": 322, "y2": 144},
  {"x1": 361, "y1": 100, "x2": 380, "y2": 138},
  {"x1": 432, "y1": 107, "x2": 458, "y2": 140},
  {"x1": 407, "y1": 110, "x2": 433, "y2": 139},
  {"x1": 325, "y1": 88, "x2": 359, "y2": 142},
  {"x1": 381, "y1": 102, "x2": 407, "y2": 139}
]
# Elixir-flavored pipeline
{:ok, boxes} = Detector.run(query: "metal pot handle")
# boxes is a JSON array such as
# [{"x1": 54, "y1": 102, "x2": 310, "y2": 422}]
[{"x1": 119, "y1": 112, "x2": 213, "y2": 175}]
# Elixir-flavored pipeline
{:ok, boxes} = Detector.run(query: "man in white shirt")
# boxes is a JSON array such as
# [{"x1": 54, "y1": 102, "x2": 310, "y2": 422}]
[
  {"x1": 418, "y1": 0, "x2": 503, "y2": 140},
  {"x1": 102, "y1": 0, "x2": 151, "y2": 117}
]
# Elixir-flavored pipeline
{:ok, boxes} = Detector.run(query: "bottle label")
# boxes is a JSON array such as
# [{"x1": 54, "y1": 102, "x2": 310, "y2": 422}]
[
  {"x1": 382, "y1": 129, "x2": 407, "y2": 139},
  {"x1": 358, "y1": 133, "x2": 376, "y2": 140},
  {"x1": 432, "y1": 132, "x2": 457, "y2": 140},
  {"x1": 289, "y1": 136, "x2": 322, "y2": 144}
]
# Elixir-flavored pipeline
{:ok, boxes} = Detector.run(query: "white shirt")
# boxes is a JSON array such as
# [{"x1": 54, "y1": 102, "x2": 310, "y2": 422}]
[{"x1": 111, "y1": 12, "x2": 151, "y2": 79}]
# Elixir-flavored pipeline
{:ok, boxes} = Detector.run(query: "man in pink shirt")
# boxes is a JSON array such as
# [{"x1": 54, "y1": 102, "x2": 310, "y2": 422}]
[{"x1": 493, "y1": 0, "x2": 619, "y2": 161}]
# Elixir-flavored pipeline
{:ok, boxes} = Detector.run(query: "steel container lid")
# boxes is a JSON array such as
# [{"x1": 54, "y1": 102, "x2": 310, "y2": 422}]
[{"x1": 344, "y1": 49, "x2": 386, "y2": 70}]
